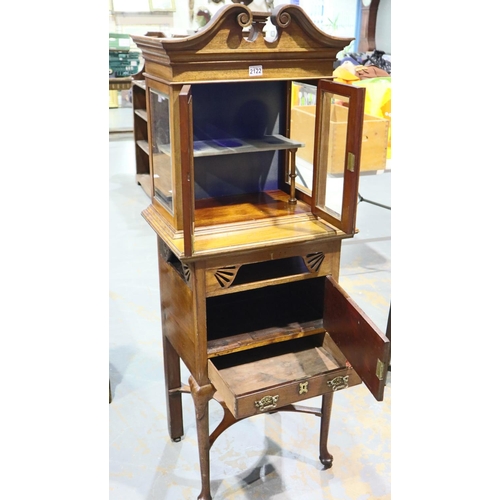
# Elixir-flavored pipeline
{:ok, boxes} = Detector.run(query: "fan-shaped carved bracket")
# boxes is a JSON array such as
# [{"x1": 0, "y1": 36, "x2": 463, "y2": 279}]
[
  {"x1": 304, "y1": 252, "x2": 325, "y2": 273},
  {"x1": 213, "y1": 265, "x2": 241, "y2": 288},
  {"x1": 182, "y1": 263, "x2": 191, "y2": 284}
]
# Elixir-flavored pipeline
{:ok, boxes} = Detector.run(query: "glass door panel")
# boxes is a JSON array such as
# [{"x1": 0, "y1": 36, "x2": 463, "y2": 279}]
[
  {"x1": 312, "y1": 81, "x2": 366, "y2": 236},
  {"x1": 150, "y1": 88, "x2": 174, "y2": 214},
  {"x1": 289, "y1": 81, "x2": 318, "y2": 195}
]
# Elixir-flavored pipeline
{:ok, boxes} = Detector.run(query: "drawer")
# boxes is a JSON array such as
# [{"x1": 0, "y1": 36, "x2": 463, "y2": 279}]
[{"x1": 208, "y1": 333, "x2": 361, "y2": 420}]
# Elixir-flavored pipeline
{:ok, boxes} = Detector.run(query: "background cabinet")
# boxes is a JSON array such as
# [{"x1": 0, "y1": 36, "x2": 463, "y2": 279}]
[{"x1": 132, "y1": 78, "x2": 152, "y2": 196}]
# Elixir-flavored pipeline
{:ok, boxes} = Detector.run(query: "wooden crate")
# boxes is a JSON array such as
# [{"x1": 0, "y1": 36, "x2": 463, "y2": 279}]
[{"x1": 290, "y1": 104, "x2": 389, "y2": 174}]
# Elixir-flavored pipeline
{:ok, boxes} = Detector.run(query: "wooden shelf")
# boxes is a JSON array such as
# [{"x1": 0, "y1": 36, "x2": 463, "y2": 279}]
[
  {"x1": 135, "y1": 109, "x2": 148, "y2": 121},
  {"x1": 207, "y1": 319, "x2": 325, "y2": 358},
  {"x1": 136, "y1": 174, "x2": 152, "y2": 197},
  {"x1": 133, "y1": 80, "x2": 146, "y2": 90},
  {"x1": 137, "y1": 140, "x2": 149, "y2": 154},
  {"x1": 132, "y1": 76, "x2": 149, "y2": 181},
  {"x1": 158, "y1": 134, "x2": 304, "y2": 158},
  {"x1": 194, "y1": 134, "x2": 304, "y2": 157}
]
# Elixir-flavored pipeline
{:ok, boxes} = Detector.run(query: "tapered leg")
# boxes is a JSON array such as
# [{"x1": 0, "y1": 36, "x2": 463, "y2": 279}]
[
  {"x1": 189, "y1": 376, "x2": 216, "y2": 500},
  {"x1": 319, "y1": 391, "x2": 334, "y2": 468},
  {"x1": 162, "y1": 334, "x2": 184, "y2": 441}
]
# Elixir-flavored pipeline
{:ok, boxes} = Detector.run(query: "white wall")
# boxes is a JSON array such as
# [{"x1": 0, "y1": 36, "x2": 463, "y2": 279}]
[{"x1": 109, "y1": 0, "x2": 390, "y2": 52}]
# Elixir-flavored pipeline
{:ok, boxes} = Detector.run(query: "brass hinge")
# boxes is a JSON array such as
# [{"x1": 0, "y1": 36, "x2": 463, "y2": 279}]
[
  {"x1": 347, "y1": 152, "x2": 355, "y2": 172},
  {"x1": 376, "y1": 359, "x2": 385, "y2": 381}
]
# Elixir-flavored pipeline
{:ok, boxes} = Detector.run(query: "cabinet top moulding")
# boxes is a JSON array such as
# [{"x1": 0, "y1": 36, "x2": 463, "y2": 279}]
[{"x1": 131, "y1": 4, "x2": 353, "y2": 84}]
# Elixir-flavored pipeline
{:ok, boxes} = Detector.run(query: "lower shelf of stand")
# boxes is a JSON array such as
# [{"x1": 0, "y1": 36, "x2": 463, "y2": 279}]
[
  {"x1": 207, "y1": 319, "x2": 325, "y2": 357},
  {"x1": 208, "y1": 333, "x2": 361, "y2": 420}
]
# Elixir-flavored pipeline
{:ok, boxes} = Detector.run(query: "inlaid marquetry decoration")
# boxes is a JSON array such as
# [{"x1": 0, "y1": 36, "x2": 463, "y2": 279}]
[
  {"x1": 213, "y1": 265, "x2": 241, "y2": 288},
  {"x1": 304, "y1": 252, "x2": 325, "y2": 273}
]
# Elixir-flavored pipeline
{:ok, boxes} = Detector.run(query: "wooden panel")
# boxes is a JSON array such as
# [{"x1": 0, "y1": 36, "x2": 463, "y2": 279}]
[
  {"x1": 323, "y1": 276, "x2": 390, "y2": 401},
  {"x1": 158, "y1": 244, "x2": 197, "y2": 375},
  {"x1": 195, "y1": 190, "x2": 310, "y2": 226},
  {"x1": 143, "y1": 200, "x2": 346, "y2": 262},
  {"x1": 132, "y1": 5, "x2": 353, "y2": 84},
  {"x1": 179, "y1": 85, "x2": 194, "y2": 256},
  {"x1": 207, "y1": 319, "x2": 325, "y2": 358}
]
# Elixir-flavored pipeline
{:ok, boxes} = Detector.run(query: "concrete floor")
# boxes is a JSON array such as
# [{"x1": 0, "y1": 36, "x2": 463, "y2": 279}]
[{"x1": 109, "y1": 107, "x2": 391, "y2": 499}]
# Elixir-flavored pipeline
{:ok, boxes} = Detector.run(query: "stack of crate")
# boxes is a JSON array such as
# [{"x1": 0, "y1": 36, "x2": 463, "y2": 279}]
[{"x1": 109, "y1": 33, "x2": 142, "y2": 78}]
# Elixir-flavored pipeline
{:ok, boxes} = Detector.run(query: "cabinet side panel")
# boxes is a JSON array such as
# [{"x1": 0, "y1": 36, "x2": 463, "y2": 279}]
[{"x1": 158, "y1": 252, "x2": 197, "y2": 375}]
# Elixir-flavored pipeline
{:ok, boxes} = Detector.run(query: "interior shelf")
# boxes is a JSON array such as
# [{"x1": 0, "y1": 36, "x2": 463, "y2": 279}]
[
  {"x1": 206, "y1": 277, "x2": 325, "y2": 357},
  {"x1": 158, "y1": 134, "x2": 304, "y2": 158},
  {"x1": 207, "y1": 319, "x2": 324, "y2": 357}
]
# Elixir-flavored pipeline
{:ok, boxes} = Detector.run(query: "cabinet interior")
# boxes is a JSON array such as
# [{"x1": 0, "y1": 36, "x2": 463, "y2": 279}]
[
  {"x1": 210, "y1": 332, "x2": 337, "y2": 379},
  {"x1": 206, "y1": 276, "x2": 326, "y2": 357},
  {"x1": 190, "y1": 80, "x2": 306, "y2": 226},
  {"x1": 232, "y1": 255, "x2": 310, "y2": 287}
]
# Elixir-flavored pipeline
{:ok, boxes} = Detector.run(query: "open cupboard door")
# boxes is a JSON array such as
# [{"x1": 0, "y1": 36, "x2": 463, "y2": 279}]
[
  {"x1": 323, "y1": 276, "x2": 390, "y2": 401},
  {"x1": 179, "y1": 85, "x2": 195, "y2": 256},
  {"x1": 311, "y1": 80, "x2": 366, "y2": 236}
]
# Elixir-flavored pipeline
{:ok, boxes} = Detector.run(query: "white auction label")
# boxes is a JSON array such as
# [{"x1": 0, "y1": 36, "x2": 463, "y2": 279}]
[{"x1": 249, "y1": 65, "x2": 263, "y2": 76}]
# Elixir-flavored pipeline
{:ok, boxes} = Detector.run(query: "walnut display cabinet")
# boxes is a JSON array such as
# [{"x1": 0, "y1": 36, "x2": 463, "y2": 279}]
[{"x1": 132, "y1": 5, "x2": 390, "y2": 499}]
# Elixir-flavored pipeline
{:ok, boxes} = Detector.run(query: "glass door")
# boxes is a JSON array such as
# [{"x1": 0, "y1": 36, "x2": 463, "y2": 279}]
[
  {"x1": 311, "y1": 80, "x2": 366, "y2": 236},
  {"x1": 149, "y1": 86, "x2": 174, "y2": 215}
]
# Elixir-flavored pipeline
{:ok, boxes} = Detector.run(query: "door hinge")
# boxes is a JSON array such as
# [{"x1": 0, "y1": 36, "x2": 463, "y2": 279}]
[
  {"x1": 376, "y1": 359, "x2": 385, "y2": 381},
  {"x1": 347, "y1": 152, "x2": 355, "y2": 172}
]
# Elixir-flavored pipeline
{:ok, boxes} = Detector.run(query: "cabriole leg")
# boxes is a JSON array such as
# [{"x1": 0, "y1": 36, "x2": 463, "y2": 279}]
[
  {"x1": 319, "y1": 391, "x2": 334, "y2": 468},
  {"x1": 189, "y1": 376, "x2": 216, "y2": 500}
]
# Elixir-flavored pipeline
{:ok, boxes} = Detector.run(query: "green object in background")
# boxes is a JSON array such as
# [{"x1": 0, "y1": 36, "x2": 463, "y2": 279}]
[
  {"x1": 109, "y1": 45, "x2": 142, "y2": 77},
  {"x1": 109, "y1": 32, "x2": 132, "y2": 51}
]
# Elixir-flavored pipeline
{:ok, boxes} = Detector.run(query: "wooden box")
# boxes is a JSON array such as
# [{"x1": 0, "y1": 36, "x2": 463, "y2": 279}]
[{"x1": 290, "y1": 104, "x2": 389, "y2": 173}]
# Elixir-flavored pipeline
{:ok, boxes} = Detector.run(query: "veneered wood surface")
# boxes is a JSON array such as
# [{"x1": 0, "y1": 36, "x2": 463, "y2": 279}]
[
  {"x1": 323, "y1": 276, "x2": 390, "y2": 401},
  {"x1": 143, "y1": 203, "x2": 346, "y2": 260},
  {"x1": 195, "y1": 190, "x2": 310, "y2": 226},
  {"x1": 132, "y1": 5, "x2": 352, "y2": 84},
  {"x1": 158, "y1": 244, "x2": 197, "y2": 375}
]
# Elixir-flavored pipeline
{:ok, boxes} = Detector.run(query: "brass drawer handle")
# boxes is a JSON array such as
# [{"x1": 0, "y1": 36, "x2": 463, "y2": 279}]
[
  {"x1": 327, "y1": 375, "x2": 349, "y2": 392},
  {"x1": 254, "y1": 395, "x2": 279, "y2": 412}
]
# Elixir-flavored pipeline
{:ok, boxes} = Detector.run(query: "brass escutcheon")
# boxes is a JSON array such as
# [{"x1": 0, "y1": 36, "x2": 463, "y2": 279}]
[
  {"x1": 327, "y1": 375, "x2": 349, "y2": 392},
  {"x1": 298, "y1": 381, "x2": 309, "y2": 395},
  {"x1": 254, "y1": 395, "x2": 279, "y2": 412}
]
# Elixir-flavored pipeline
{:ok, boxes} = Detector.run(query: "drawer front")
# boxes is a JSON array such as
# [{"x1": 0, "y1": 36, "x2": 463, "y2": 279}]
[
  {"x1": 234, "y1": 367, "x2": 360, "y2": 419},
  {"x1": 208, "y1": 334, "x2": 362, "y2": 420}
]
